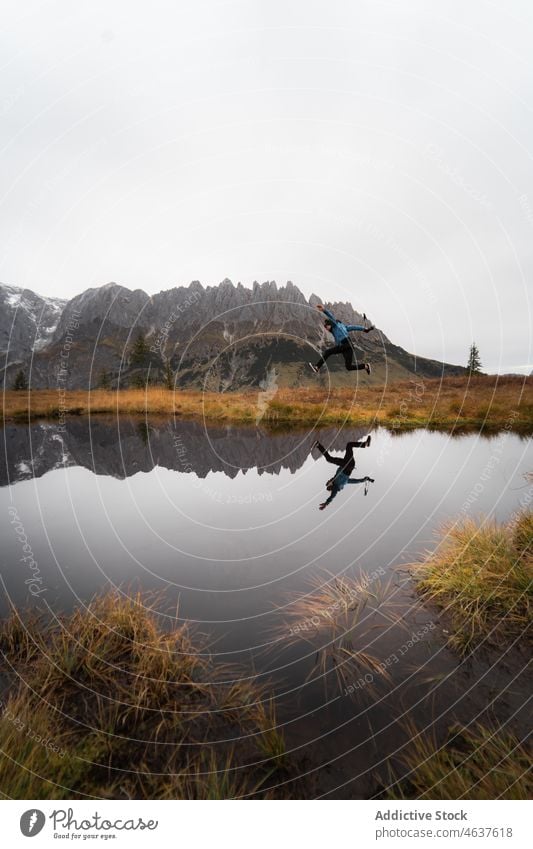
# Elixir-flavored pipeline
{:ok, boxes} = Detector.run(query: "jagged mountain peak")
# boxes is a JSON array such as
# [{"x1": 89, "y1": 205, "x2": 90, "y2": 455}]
[
  {"x1": 1, "y1": 278, "x2": 466, "y2": 390},
  {"x1": 0, "y1": 281, "x2": 66, "y2": 307}
]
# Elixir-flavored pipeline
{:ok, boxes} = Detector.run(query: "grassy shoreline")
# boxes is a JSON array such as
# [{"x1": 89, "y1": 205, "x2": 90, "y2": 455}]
[
  {"x1": 384, "y1": 722, "x2": 532, "y2": 800},
  {"x1": 413, "y1": 510, "x2": 532, "y2": 655},
  {"x1": 0, "y1": 592, "x2": 303, "y2": 800},
  {"x1": 2, "y1": 375, "x2": 532, "y2": 432}
]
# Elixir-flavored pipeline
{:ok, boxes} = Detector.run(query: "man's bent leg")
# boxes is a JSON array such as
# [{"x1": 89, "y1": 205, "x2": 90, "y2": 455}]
[
  {"x1": 316, "y1": 443, "x2": 343, "y2": 465},
  {"x1": 342, "y1": 343, "x2": 366, "y2": 371},
  {"x1": 315, "y1": 344, "x2": 343, "y2": 370}
]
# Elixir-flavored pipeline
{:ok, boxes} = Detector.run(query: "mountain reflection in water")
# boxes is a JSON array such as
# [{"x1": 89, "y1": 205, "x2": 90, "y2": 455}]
[{"x1": 1, "y1": 417, "x2": 370, "y2": 486}]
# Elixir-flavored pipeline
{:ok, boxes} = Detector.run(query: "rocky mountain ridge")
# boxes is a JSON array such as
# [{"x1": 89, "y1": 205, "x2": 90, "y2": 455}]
[{"x1": 1, "y1": 279, "x2": 465, "y2": 389}]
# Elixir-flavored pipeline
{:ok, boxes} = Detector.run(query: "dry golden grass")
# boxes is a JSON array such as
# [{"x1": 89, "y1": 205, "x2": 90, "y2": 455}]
[
  {"x1": 272, "y1": 572, "x2": 404, "y2": 700},
  {"x1": 385, "y1": 721, "x2": 532, "y2": 800},
  {"x1": 3, "y1": 374, "x2": 532, "y2": 431},
  {"x1": 0, "y1": 591, "x2": 308, "y2": 799},
  {"x1": 412, "y1": 510, "x2": 533, "y2": 654}
]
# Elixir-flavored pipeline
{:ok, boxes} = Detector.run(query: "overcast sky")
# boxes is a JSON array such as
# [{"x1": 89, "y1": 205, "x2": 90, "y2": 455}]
[{"x1": 1, "y1": 0, "x2": 532, "y2": 372}]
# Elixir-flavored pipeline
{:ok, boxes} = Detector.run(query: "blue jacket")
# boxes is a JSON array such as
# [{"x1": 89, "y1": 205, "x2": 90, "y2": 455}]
[
  {"x1": 323, "y1": 308, "x2": 365, "y2": 345},
  {"x1": 324, "y1": 474, "x2": 368, "y2": 506}
]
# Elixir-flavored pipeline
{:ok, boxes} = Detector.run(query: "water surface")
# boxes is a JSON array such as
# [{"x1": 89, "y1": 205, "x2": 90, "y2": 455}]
[{"x1": 1, "y1": 418, "x2": 531, "y2": 796}]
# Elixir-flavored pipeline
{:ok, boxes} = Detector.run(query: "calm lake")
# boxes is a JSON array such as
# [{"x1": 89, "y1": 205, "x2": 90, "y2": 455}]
[{"x1": 1, "y1": 418, "x2": 531, "y2": 796}]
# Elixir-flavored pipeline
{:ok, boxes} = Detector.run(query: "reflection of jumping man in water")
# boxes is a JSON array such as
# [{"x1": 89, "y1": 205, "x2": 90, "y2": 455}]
[{"x1": 314, "y1": 436, "x2": 374, "y2": 510}]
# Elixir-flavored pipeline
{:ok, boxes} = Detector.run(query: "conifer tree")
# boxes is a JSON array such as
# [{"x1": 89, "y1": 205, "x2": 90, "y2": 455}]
[
  {"x1": 12, "y1": 369, "x2": 27, "y2": 390},
  {"x1": 467, "y1": 342, "x2": 483, "y2": 374},
  {"x1": 99, "y1": 368, "x2": 111, "y2": 389},
  {"x1": 164, "y1": 361, "x2": 174, "y2": 390},
  {"x1": 130, "y1": 332, "x2": 149, "y2": 366}
]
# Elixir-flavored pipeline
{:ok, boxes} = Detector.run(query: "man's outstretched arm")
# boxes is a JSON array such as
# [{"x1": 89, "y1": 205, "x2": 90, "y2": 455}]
[
  {"x1": 319, "y1": 491, "x2": 338, "y2": 510},
  {"x1": 346, "y1": 323, "x2": 374, "y2": 333},
  {"x1": 347, "y1": 476, "x2": 375, "y2": 484},
  {"x1": 317, "y1": 304, "x2": 338, "y2": 324}
]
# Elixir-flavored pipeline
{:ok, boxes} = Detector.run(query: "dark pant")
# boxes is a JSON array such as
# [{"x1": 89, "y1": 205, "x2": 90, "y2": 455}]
[
  {"x1": 315, "y1": 340, "x2": 365, "y2": 371},
  {"x1": 317, "y1": 440, "x2": 367, "y2": 475}
]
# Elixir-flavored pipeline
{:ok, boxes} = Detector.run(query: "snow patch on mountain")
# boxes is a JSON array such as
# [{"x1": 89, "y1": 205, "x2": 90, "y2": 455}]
[
  {"x1": 0, "y1": 283, "x2": 67, "y2": 358},
  {"x1": 16, "y1": 460, "x2": 32, "y2": 475},
  {"x1": 5, "y1": 288, "x2": 23, "y2": 308}
]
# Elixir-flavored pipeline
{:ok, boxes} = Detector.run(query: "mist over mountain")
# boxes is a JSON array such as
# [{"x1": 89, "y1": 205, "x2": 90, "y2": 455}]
[{"x1": 0, "y1": 279, "x2": 465, "y2": 389}]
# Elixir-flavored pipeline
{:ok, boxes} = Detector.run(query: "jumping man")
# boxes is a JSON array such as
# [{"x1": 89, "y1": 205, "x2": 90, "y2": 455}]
[{"x1": 309, "y1": 304, "x2": 374, "y2": 375}]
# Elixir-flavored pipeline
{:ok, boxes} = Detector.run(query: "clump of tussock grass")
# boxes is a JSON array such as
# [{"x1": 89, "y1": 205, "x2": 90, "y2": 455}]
[
  {"x1": 273, "y1": 572, "x2": 404, "y2": 698},
  {"x1": 384, "y1": 721, "x2": 532, "y2": 800},
  {"x1": 413, "y1": 510, "x2": 532, "y2": 654},
  {"x1": 0, "y1": 606, "x2": 44, "y2": 665},
  {"x1": 0, "y1": 591, "x2": 309, "y2": 799},
  {"x1": 511, "y1": 508, "x2": 533, "y2": 560}
]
